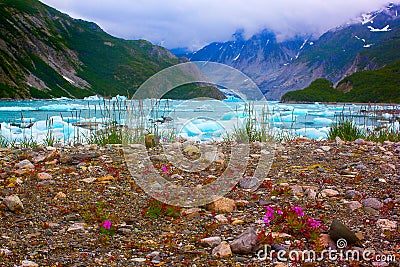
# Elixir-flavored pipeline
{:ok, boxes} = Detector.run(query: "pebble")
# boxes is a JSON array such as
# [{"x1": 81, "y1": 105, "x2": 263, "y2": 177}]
[
  {"x1": 290, "y1": 185, "x2": 303, "y2": 196},
  {"x1": 345, "y1": 190, "x2": 361, "y2": 200},
  {"x1": 181, "y1": 208, "x2": 202, "y2": 219},
  {"x1": 200, "y1": 236, "x2": 222, "y2": 247},
  {"x1": 335, "y1": 136, "x2": 343, "y2": 146},
  {"x1": 215, "y1": 214, "x2": 228, "y2": 223},
  {"x1": 321, "y1": 189, "x2": 340, "y2": 198},
  {"x1": 37, "y1": 172, "x2": 52, "y2": 180},
  {"x1": 304, "y1": 188, "x2": 317, "y2": 200},
  {"x1": 344, "y1": 201, "x2": 362, "y2": 212},
  {"x1": 238, "y1": 177, "x2": 258, "y2": 189},
  {"x1": 212, "y1": 241, "x2": 232, "y2": 258},
  {"x1": 230, "y1": 226, "x2": 258, "y2": 254},
  {"x1": 206, "y1": 197, "x2": 235, "y2": 213},
  {"x1": 21, "y1": 260, "x2": 39, "y2": 267},
  {"x1": 362, "y1": 198, "x2": 383, "y2": 210},
  {"x1": 320, "y1": 146, "x2": 331, "y2": 152},
  {"x1": 67, "y1": 223, "x2": 85, "y2": 232},
  {"x1": 3, "y1": 195, "x2": 23, "y2": 211},
  {"x1": 15, "y1": 159, "x2": 34, "y2": 169}
]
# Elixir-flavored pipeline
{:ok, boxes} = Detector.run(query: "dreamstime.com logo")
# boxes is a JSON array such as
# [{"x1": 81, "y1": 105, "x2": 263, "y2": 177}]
[
  {"x1": 257, "y1": 238, "x2": 397, "y2": 263},
  {"x1": 122, "y1": 61, "x2": 275, "y2": 207}
]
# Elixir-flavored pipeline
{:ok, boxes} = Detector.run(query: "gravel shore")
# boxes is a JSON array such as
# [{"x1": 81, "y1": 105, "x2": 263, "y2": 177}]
[{"x1": 0, "y1": 139, "x2": 399, "y2": 266}]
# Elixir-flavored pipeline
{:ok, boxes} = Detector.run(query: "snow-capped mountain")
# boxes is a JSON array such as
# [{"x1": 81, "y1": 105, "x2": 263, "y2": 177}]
[{"x1": 186, "y1": 3, "x2": 400, "y2": 100}]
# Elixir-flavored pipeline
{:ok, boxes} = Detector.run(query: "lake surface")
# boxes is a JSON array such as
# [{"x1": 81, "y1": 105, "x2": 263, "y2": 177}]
[{"x1": 0, "y1": 96, "x2": 398, "y2": 144}]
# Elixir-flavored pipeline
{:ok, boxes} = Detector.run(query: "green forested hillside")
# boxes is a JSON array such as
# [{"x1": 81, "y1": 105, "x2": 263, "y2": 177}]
[
  {"x1": 281, "y1": 60, "x2": 400, "y2": 103},
  {"x1": 0, "y1": 0, "x2": 223, "y2": 99}
]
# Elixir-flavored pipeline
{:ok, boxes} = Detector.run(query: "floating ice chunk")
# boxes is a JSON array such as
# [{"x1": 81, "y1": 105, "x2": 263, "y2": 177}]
[
  {"x1": 38, "y1": 104, "x2": 86, "y2": 111},
  {"x1": 222, "y1": 96, "x2": 243, "y2": 103},
  {"x1": 221, "y1": 112, "x2": 248, "y2": 120},
  {"x1": 84, "y1": 95, "x2": 104, "y2": 101},
  {"x1": 0, "y1": 106, "x2": 35, "y2": 111},
  {"x1": 313, "y1": 118, "x2": 333, "y2": 125},
  {"x1": 296, "y1": 127, "x2": 329, "y2": 140},
  {"x1": 292, "y1": 109, "x2": 308, "y2": 116},
  {"x1": 111, "y1": 95, "x2": 128, "y2": 101}
]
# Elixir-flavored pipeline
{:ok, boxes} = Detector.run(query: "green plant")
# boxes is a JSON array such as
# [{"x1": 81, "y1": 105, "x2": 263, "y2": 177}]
[
  {"x1": 328, "y1": 119, "x2": 364, "y2": 141},
  {"x1": 142, "y1": 199, "x2": 181, "y2": 219}
]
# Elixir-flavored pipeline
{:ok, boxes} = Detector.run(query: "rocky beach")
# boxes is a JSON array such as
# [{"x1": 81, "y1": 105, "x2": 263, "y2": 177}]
[{"x1": 0, "y1": 138, "x2": 399, "y2": 266}]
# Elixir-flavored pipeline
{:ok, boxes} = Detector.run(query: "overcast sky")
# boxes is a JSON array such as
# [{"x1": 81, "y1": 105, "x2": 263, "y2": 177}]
[{"x1": 40, "y1": 0, "x2": 399, "y2": 50}]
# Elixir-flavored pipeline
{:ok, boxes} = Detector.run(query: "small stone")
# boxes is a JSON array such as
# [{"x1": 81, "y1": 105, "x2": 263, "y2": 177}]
[
  {"x1": 200, "y1": 236, "x2": 222, "y2": 247},
  {"x1": 362, "y1": 198, "x2": 383, "y2": 210},
  {"x1": 183, "y1": 144, "x2": 199, "y2": 155},
  {"x1": 67, "y1": 223, "x2": 85, "y2": 232},
  {"x1": 215, "y1": 214, "x2": 228, "y2": 223},
  {"x1": 231, "y1": 219, "x2": 244, "y2": 225},
  {"x1": 321, "y1": 146, "x2": 331, "y2": 152},
  {"x1": 364, "y1": 207, "x2": 379, "y2": 215},
  {"x1": 344, "y1": 201, "x2": 362, "y2": 212},
  {"x1": 335, "y1": 136, "x2": 343, "y2": 146},
  {"x1": 355, "y1": 164, "x2": 367, "y2": 170},
  {"x1": 15, "y1": 159, "x2": 34, "y2": 169},
  {"x1": 321, "y1": 189, "x2": 340, "y2": 198},
  {"x1": 230, "y1": 226, "x2": 258, "y2": 254},
  {"x1": 59, "y1": 154, "x2": 73, "y2": 164},
  {"x1": 376, "y1": 219, "x2": 397, "y2": 231},
  {"x1": 0, "y1": 248, "x2": 12, "y2": 256},
  {"x1": 290, "y1": 185, "x2": 303, "y2": 196},
  {"x1": 181, "y1": 208, "x2": 202, "y2": 219},
  {"x1": 206, "y1": 197, "x2": 235, "y2": 213},
  {"x1": 354, "y1": 139, "x2": 366, "y2": 145},
  {"x1": 212, "y1": 241, "x2": 232, "y2": 258},
  {"x1": 37, "y1": 172, "x2": 52, "y2": 180},
  {"x1": 345, "y1": 190, "x2": 361, "y2": 200},
  {"x1": 21, "y1": 260, "x2": 39, "y2": 267},
  {"x1": 3, "y1": 195, "x2": 23, "y2": 211},
  {"x1": 132, "y1": 258, "x2": 147, "y2": 262},
  {"x1": 304, "y1": 188, "x2": 317, "y2": 200},
  {"x1": 317, "y1": 167, "x2": 325, "y2": 172},
  {"x1": 238, "y1": 177, "x2": 258, "y2": 189},
  {"x1": 54, "y1": 192, "x2": 66, "y2": 200}
]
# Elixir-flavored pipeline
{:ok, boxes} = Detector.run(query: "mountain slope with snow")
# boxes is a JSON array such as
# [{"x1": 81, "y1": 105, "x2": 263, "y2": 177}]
[{"x1": 187, "y1": 3, "x2": 400, "y2": 100}]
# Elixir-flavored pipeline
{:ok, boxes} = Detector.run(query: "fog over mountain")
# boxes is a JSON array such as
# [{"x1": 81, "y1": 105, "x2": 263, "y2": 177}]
[{"x1": 40, "y1": 0, "x2": 399, "y2": 50}]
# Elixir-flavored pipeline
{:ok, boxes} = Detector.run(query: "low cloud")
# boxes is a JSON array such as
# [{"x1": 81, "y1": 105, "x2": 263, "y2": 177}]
[{"x1": 41, "y1": 0, "x2": 399, "y2": 50}]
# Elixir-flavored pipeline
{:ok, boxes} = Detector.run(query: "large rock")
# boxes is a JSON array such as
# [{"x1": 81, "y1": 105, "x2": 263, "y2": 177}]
[
  {"x1": 230, "y1": 227, "x2": 258, "y2": 254},
  {"x1": 3, "y1": 195, "x2": 23, "y2": 211},
  {"x1": 329, "y1": 219, "x2": 361, "y2": 246},
  {"x1": 212, "y1": 241, "x2": 232, "y2": 258},
  {"x1": 206, "y1": 197, "x2": 235, "y2": 213}
]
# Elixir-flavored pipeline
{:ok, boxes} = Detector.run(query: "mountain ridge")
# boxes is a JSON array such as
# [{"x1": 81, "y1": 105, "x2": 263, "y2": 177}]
[{"x1": 186, "y1": 3, "x2": 400, "y2": 100}]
